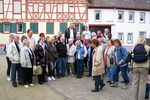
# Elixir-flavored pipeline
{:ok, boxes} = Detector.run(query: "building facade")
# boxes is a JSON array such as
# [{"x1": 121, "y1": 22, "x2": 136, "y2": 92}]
[
  {"x1": 0, "y1": 0, "x2": 88, "y2": 45},
  {"x1": 88, "y1": 0, "x2": 150, "y2": 45},
  {"x1": 0, "y1": 0, "x2": 150, "y2": 46}
]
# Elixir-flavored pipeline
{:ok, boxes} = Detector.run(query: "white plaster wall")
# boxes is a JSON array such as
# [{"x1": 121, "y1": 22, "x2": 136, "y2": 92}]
[{"x1": 88, "y1": 8, "x2": 150, "y2": 45}]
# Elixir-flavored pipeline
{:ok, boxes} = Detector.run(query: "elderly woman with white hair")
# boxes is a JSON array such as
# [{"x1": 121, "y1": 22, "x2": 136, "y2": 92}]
[
  {"x1": 67, "y1": 38, "x2": 76, "y2": 75},
  {"x1": 20, "y1": 39, "x2": 35, "y2": 88},
  {"x1": 131, "y1": 38, "x2": 150, "y2": 100},
  {"x1": 91, "y1": 32, "x2": 97, "y2": 39}
]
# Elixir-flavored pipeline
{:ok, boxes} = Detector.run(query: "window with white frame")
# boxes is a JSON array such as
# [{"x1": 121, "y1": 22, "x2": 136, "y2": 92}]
[
  {"x1": 57, "y1": 4, "x2": 63, "y2": 12},
  {"x1": 139, "y1": 31, "x2": 146, "y2": 38},
  {"x1": 140, "y1": 12, "x2": 145, "y2": 23},
  {"x1": 127, "y1": 33, "x2": 133, "y2": 44},
  {"x1": 118, "y1": 11, "x2": 124, "y2": 21},
  {"x1": 45, "y1": 4, "x2": 51, "y2": 12},
  {"x1": 118, "y1": 33, "x2": 124, "y2": 43},
  {"x1": 94, "y1": 10, "x2": 101, "y2": 21},
  {"x1": 69, "y1": 4, "x2": 75, "y2": 12},
  {"x1": 17, "y1": 23, "x2": 23, "y2": 33},
  {"x1": 34, "y1": 4, "x2": 38, "y2": 12},
  {"x1": 14, "y1": 1, "x2": 21, "y2": 13},
  {"x1": 0, "y1": 0, "x2": 3, "y2": 13},
  {"x1": 129, "y1": 12, "x2": 134, "y2": 22},
  {"x1": 3, "y1": 23, "x2": 10, "y2": 33}
]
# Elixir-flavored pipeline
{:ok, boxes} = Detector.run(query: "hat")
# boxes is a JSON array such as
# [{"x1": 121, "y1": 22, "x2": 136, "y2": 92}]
[{"x1": 49, "y1": 36, "x2": 55, "y2": 41}]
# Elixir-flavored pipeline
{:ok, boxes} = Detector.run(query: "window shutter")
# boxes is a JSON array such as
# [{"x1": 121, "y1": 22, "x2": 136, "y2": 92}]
[
  {"x1": 80, "y1": 23, "x2": 84, "y2": 33},
  {"x1": 0, "y1": 23, "x2": 3, "y2": 33},
  {"x1": 23, "y1": 23, "x2": 26, "y2": 33},
  {"x1": 30, "y1": 23, "x2": 38, "y2": 33},
  {"x1": 10, "y1": 23, "x2": 16, "y2": 33},
  {"x1": 60, "y1": 23, "x2": 67, "y2": 34},
  {"x1": 47, "y1": 22, "x2": 54, "y2": 34}
]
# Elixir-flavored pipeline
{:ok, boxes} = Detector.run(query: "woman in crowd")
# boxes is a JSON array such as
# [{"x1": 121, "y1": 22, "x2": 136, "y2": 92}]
[
  {"x1": 67, "y1": 38, "x2": 76, "y2": 76},
  {"x1": 35, "y1": 37, "x2": 47, "y2": 84},
  {"x1": 4, "y1": 34, "x2": 14, "y2": 81},
  {"x1": 75, "y1": 40, "x2": 85, "y2": 78},
  {"x1": 130, "y1": 38, "x2": 150, "y2": 100},
  {"x1": 111, "y1": 39, "x2": 129, "y2": 89},
  {"x1": 104, "y1": 40, "x2": 115, "y2": 84},
  {"x1": 20, "y1": 35, "x2": 27, "y2": 48},
  {"x1": 47, "y1": 36, "x2": 58, "y2": 81},
  {"x1": 91, "y1": 39, "x2": 105, "y2": 92},
  {"x1": 20, "y1": 39, "x2": 35, "y2": 88}
]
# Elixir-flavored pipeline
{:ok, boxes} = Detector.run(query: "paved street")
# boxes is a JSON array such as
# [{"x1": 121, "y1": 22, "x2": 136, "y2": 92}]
[
  {"x1": 0, "y1": 55, "x2": 67, "y2": 100},
  {"x1": 0, "y1": 55, "x2": 135, "y2": 100}
]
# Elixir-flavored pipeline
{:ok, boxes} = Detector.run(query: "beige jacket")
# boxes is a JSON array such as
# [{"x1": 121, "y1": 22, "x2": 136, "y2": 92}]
[
  {"x1": 104, "y1": 46, "x2": 115, "y2": 67},
  {"x1": 133, "y1": 45, "x2": 150, "y2": 69},
  {"x1": 92, "y1": 45, "x2": 105, "y2": 76}
]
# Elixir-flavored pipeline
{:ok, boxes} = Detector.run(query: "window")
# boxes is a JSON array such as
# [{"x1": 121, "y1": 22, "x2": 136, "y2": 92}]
[
  {"x1": 45, "y1": 4, "x2": 51, "y2": 12},
  {"x1": 140, "y1": 12, "x2": 145, "y2": 23},
  {"x1": 118, "y1": 33, "x2": 124, "y2": 43},
  {"x1": 17, "y1": 23, "x2": 23, "y2": 33},
  {"x1": 94, "y1": 10, "x2": 101, "y2": 21},
  {"x1": 139, "y1": 31, "x2": 146, "y2": 38},
  {"x1": 69, "y1": 4, "x2": 75, "y2": 12},
  {"x1": 14, "y1": 1, "x2": 21, "y2": 13},
  {"x1": 129, "y1": 12, "x2": 134, "y2": 22},
  {"x1": 3, "y1": 23, "x2": 10, "y2": 33},
  {"x1": 0, "y1": 0, "x2": 3, "y2": 13},
  {"x1": 118, "y1": 11, "x2": 124, "y2": 21},
  {"x1": 57, "y1": 4, "x2": 63, "y2": 12},
  {"x1": 30, "y1": 23, "x2": 38, "y2": 33},
  {"x1": 46, "y1": 22, "x2": 54, "y2": 34},
  {"x1": 34, "y1": 4, "x2": 38, "y2": 12},
  {"x1": 127, "y1": 33, "x2": 133, "y2": 44}
]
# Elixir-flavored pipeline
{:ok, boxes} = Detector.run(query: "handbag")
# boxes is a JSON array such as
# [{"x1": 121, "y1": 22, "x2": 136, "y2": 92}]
[
  {"x1": 33, "y1": 65, "x2": 43, "y2": 75},
  {"x1": 109, "y1": 57, "x2": 114, "y2": 65}
]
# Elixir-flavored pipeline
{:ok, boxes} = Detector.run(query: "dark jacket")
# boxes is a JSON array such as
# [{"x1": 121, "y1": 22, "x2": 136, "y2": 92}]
[
  {"x1": 56, "y1": 42, "x2": 67, "y2": 57},
  {"x1": 65, "y1": 28, "x2": 77, "y2": 43},
  {"x1": 35, "y1": 44, "x2": 47, "y2": 66},
  {"x1": 47, "y1": 43, "x2": 58, "y2": 62},
  {"x1": 87, "y1": 46, "x2": 94, "y2": 63},
  {"x1": 104, "y1": 33, "x2": 112, "y2": 40}
]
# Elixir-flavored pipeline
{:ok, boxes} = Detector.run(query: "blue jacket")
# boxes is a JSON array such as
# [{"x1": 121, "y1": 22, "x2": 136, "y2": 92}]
[
  {"x1": 76, "y1": 45, "x2": 85, "y2": 60},
  {"x1": 114, "y1": 46, "x2": 128, "y2": 65}
]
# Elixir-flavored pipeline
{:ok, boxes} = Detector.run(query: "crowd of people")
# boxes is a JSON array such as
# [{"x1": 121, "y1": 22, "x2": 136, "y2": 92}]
[{"x1": 4, "y1": 23, "x2": 150, "y2": 100}]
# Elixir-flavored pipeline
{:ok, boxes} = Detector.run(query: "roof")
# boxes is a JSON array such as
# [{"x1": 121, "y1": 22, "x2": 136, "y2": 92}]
[{"x1": 88, "y1": 0, "x2": 150, "y2": 11}]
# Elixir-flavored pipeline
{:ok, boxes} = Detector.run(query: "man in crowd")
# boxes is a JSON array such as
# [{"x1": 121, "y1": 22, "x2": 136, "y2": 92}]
[
  {"x1": 27, "y1": 29, "x2": 36, "y2": 51},
  {"x1": 8, "y1": 35, "x2": 24, "y2": 87},
  {"x1": 56, "y1": 36, "x2": 67, "y2": 77},
  {"x1": 65, "y1": 23, "x2": 77, "y2": 43}
]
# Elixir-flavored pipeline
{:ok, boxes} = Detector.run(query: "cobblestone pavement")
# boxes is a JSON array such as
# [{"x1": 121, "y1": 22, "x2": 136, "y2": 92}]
[
  {"x1": 47, "y1": 75, "x2": 133, "y2": 100},
  {"x1": 0, "y1": 55, "x2": 66, "y2": 100}
]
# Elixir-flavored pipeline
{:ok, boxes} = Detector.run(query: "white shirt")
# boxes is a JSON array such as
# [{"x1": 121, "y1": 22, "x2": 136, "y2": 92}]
[
  {"x1": 70, "y1": 29, "x2": 74, "y2": 40},
  {"x1": 28, "y1": 37, "x2": 35, "y2": 51}
]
